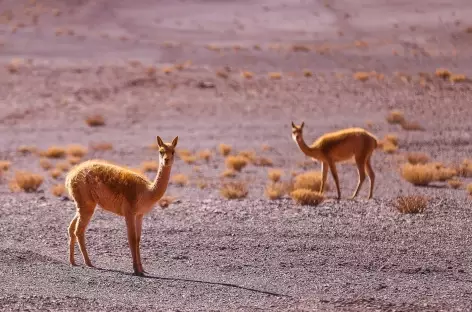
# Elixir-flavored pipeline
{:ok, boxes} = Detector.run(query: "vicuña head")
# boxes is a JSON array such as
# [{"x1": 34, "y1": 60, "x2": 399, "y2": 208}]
[
  {"x1": 290, "y1": 121, "x2": 378, "y2": 200},
  {"x1": 65, "y1": 135, "x2": 178, "y2": 276}
]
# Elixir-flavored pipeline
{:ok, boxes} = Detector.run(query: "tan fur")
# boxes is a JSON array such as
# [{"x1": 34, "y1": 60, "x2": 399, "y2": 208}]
[
  {"x1": 291, "y1": 122, "x2": 377, "y2": 199},
  {"x1": 65, "y1": 135, "x2": 178, "y2": 276}
]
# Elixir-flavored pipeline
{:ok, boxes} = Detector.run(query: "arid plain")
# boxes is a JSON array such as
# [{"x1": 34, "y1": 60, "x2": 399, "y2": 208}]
[{"x1": 1, "y1": 0, "x2": 472, "y2": 311}]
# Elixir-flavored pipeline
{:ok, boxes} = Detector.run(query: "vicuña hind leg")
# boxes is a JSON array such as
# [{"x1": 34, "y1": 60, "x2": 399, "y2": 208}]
[
  {"x1": 320, "y1": 161, "x2": 329, "y2": 194},
  {"x1": 328, "y1": 161, "x2": 341, "y2": 200},
  {"x1": 351, "y1": 155, "x2": 367, "y2": 199},
  {"x1": 365, "y1": 154, "x2": 375, "y2": 199},
  {"x1": 68, "y1": 214, "x2": 79, "y2": 266},
  {"x1": 135, "y1": 214, "x2": 145, "y2": 274},
  {"x1": 75, "y1": 203, "x2": 96, "y2": 267}
]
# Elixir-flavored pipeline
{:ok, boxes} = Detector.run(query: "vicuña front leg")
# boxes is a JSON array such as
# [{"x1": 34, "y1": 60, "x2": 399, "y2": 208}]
[
  {"x1": 320, "y1": 161, "x2": 328, "y2": 194},
  {"x1": 125, "y1": 212, "x2": 143, "y2": 276},
  {"x1": 351, "y1": 156, "x2": 367, "y2": 199},
  {"x1": 75, "y1": 208, "x2": 95, "y2": 267},
  {"x1": 135, "y1": 214, "x2": 145, "y2": 274},
  {"x1": 68, "y1": 214, "x2": 79, "y2": 266},
  {"x1": 365, "y1": 155, "x2": 375, "y2": 199},
  {"x1": 328, "y1": 161, "x2": 341, "y2": 200}
]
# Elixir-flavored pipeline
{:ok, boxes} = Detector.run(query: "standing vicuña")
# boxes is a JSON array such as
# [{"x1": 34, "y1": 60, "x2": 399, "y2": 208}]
[
  {"x1": 291, "y1": 122, "x2": 378, "y2": 199},
  {"x1": 65, "y1": 136, "x2": 178, "y2": 276}
]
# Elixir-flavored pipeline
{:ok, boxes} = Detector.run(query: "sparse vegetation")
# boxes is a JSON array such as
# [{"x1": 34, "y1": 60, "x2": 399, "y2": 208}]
[
  {"x1": 265, "y1": 182, "x2": 286, "y2": 200},
  {"x1": 293, "y1": 171, "x2": 327, "y2": 192},
  {"x1": 303, "y1": 69, "x2": 313, "y2": 77},
  {"x1": 171, "y1": 174, "x2": 188, "y2": 187},
  {"x1": 386, "y1": 110, "x2": 405, "y2": 125},
  {"x1": 447, "y1": 179, "x2": 462, "y2": 189},
  {"x1": 50, "y1": 169, "x2": 62, "y2": 179},
  {"x1": 354, "y1": 72, "x2": 369, "y2": 82},
  {"x1": 400, "y1": 121, "x2": 425, "y2": 131},
  {"x1": 241, "y1": 71, "x2": 254, "y2": 79},
  {"x1": 39, "y1": 158, "x2": 52, "y2": 170},
  {"x1": 68, "y1": 156, "x2": 82, "y2": 165},
  {"x1": 221, "y1": 169, "x2": 237, "y2": 178},
  {"x1": 238, "y1": 150, "x2": 256, "y2": 162},
  {"x1": 56, "y1": 162, "x2": 70, "y2": 172},
  {"x1": 254, "y1": 157, "x2": 273, "y2": 167},
  {"x1": 90, "y1": 142, "x2": 113, "y2": 151},
  {"x1": 11, "y1": 171, "x2": 44, "y2": 192},
  {"x1": 290, "y1": 189, "x2": 324, "y2": 206},
  {"x1": 467, "y1": 183, "x2": 472, "y2": 195},
  {"x1": 181, "y1": 155, "x2": 197, "y2": 164},
  {"x1": 225, "y1": 156, "x2": 248, "y2": 172},
  {"x1": 17, "y1": 145, "x2": 37, "y2": 155},
  {"x1": 218, "y1": 144, "x2": 232, "y2": 156},
  {"x1": 41, "y1": 146, "x2": 66, "y2": 159},
  {"x1": 400, "y1": 163, "x2": 435, "y2": 186},
  {"x1": 450, "y1": 74, "x2": 467, "y2": 83},
  {"x1": 66, "y1": 144, "x2": 88, "y2": 158},
  {"x1": 435, "y1": 68, "x2": 451, "y2": 80},
  {"x1": 141, "y1": 161, "x2": 159, "y2": 172},
  {"x1": 407, "y1": 152, "x2": 430, "y2": 165},
  {"x1": 458, "y1": 159, "x2": 472, "y2": 177},
  {"x1": 198, "y1": 149, "x2": 212, "y2": 162},
  {"x1": 220, "y1": 181, "x2": 248, "y2": 199},
  {"x1": 268, "y1": 72, "x2": 282, "y2": 80},
  {"x1": 394, "y1": 195, "x2": 428, "y2": 214},
  {"x1": 51, "y1": 184, "x2": 66, "y2": 197},
  {"x1": 268, "y1": 169, "x2": 283, "y2": 183},
  {"x1": 0, "y1": 161, "x2": 11, "y2": 171},
  {"x1": 434, "y1": 167, "x2": 457, "y2": 182},
  {"x1": 85, "y1": 115, "x2": 105, "y2": 127},
  {"x1": 158, "y1": 196, "x2": 175, "y2": 208}
]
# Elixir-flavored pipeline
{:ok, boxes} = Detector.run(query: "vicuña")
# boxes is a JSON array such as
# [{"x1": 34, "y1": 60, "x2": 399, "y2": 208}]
[
  {"x1": 65, "y1": 135, "x2": 178, "y2": 276},
  {"x1": 291, "y1": 122, "x2": 377, "y2": 199}
]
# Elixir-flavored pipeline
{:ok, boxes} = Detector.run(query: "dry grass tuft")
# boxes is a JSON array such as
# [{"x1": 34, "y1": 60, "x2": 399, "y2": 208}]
[
  {"x1": 12, "y1": 171, "x2": 44, "y2": 192},
  {"x1": 176, "y1": 149, "x2": 193, "y2": 158},
  {"x1": 467, "y1": 183, "x2": 472, "y2": 195},
  {"x1": 41, "y1": 146, "x2": 66, "y2": 159},
  {"x1": 225, "y1": 156, "x2": 248, "y2": 172},
  {"x1": 158, "y1": 196, "x2": 175, "y2": 209},
  {"x1": 56, "y1": 162, "x2": 70, "y2": 172},
  {"x1": 394, "y1": 195, "x2": 428, "y2": 214},
  {"x1": 384, "y1": 134, "x2": 399, "y2": 146},
  {"x1": 6, "y1": 58, "x2": 23, "y2": 73},
  {"x1": 458, "y1": 159, "x2": 472, "y2": 177},
  {"x1": 181, "y1": 155, "x2": 197, "y2": 165},
  {"x1": 17, "y1": 145, "x2": 37, "y2": 155},
  {"x1": 198, "y1": 149, "x2": 212, "y2": 162},
  {"x1": 220, "y1": 181, "x2": 248, "y2": 199},
  {"x1": 39, "y1": 158, "x2": 52, "y2": 170},
  {"x1": 407, "y1": 152, "x2": 430, "y2": 165},
  {"x1": 400, "y1": 121, "x2": 425, "y2": 131},
  {"x1": 66, "y1": 144, "x2": 88, "y2": 158},
  {"x1": 68, "y1": 156, "x2": 82, "y2": 165},
  {"x1": 0, "y1": 161, "x2": 11, "y2": 171},
  {"x1": 434, "y1": 167, "x2": 457, "y2": 182},
  {"x1": 435, "y1": 68, "x2": 451, "y2": 79},
  {"x1": 265, "y1": 182, "x2": 286, "y2": 200},
  {"x1": 218, "y1": 143, "x2": 232, "y2": 156},
  {"x1": 196, "y1": 180, "x2": 208, "y2": 189},
  {"x1": 171, "y1": 174, "x2": 188, "y2": 187},
  {"x1": 141, "y1": 161, "x2": 159, "y2": 172},
  {"x1": 221, "y1": 169, "x2": 237, "y2": 178},
  {"x1": 254, "y1": 157, "x2": 274, "y2": 167},
  {"x1": 85, "y1": 114, "x2": 105, "y2": 127},
  {"x1": 51, "y1": 184, "x2": 66, "y2": 197},
  {"x1": 268, "y1": 169, "x2": 283, "y2": 183},
  {"x1": 293, "y1": 171, "x2": 327, "y2": 192},
  {"x1": 382, "y1": 141, "x2": 397, "y2": 154},
  {"x1": 303, "y1": 69, "x2": 313, "y2": 77},
  {"x1": 450, "y1": 74, "x2": 467, "y2": 83},
  {"x1": 90, "y1": 142, "x2": 113, "y2": 151},
  {"x1": 241, "y1": 71, "x2": 254, "y2": 79},
  {"x1": 216, "y1": 70, "x2": 229, "y2": 79},
  {"x1": 268, "y1": 72, "x2": 282, "y2": 80},
  {"x1": 400, "y1": 163, "x2": 435, "y2": 186},
  {"x1": 386, "y1": 110, "x2": 405, "y2": 125},
  {"x1": 290, "y1": 189, "x2": 324, "y2": 206},
  {"x1": 291, "y1": 44, "x2": 311, "y2": 52},
  {"x1": 447, "y1": 179, "x2": 462, "y2": 189},
  {"x1": 238, "y1": 150, "x2": 256, "y2": 162},
  {"x1": 50, "y1": 168, "x2": 62, "y2": 179},
  {"x1": 353, "y1": 72, "x2": 369, "y2": 82}
]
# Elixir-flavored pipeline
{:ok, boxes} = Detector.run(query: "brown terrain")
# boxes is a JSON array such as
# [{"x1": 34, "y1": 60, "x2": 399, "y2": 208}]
[{"x1": 1, "y1": 0, "x2": 472, "y2": 311}]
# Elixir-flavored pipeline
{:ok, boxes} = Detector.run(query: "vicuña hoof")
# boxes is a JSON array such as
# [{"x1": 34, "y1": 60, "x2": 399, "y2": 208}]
[{"x1": 134, "y1": 271, "x2": 145, "y2": 277}]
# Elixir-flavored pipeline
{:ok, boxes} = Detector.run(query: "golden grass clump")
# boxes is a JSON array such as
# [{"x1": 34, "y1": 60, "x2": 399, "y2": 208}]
[
  {"x1": 241, "y1": 71, "x2": 254, "y2": 79},
  {"x1": 268, "y1": 169, "x2": 283, "y2": 183},
  {"x1": 56, "y1": 162, "x2": 70, "y2": 172},
  {"x1": 68, "y1": 156, "x2": 82, "y2": 165},
  {"x1": 140, "y1": 161, "x2": 159, "y2": 172},
  {"x1": 434, "y1": 167, "x2": 457, "y2": 182},
  {"x1": 41, "y1": 146, "x2": 66, "y2": 159},
  {"x1": 303, "y1": 69, "x2": 313, "y2": 77},
  {"x1": 221, "y1": 169, "x2": 237, "y2": 178},
  {"x1": 394, "y1": 195, "x2": 428, "y2": 214},
  {"x1": 171, "y1": 174, "x2": 188, "y2": 187},
  {"x1": 293, "y1": 171, "x2": 327, "y2": 192},
  {"x1": 158, "y1": 196, "x2": 175, "y2": 209},
  {"x1": 254, "y1": 157, "x2": 273, "y2": 167},
  {"x1": 268, "y1": 72, "x2": 282, "y2": 80},
  {"x1": 90, "y1": 142, "x2": 113, "y2": 151},
  {"x1": 386, "y1": 110, "x2": 405, "y2": 125},
  {"x1": 220, "y1": 181, "x2": 248, "y2": 199},
  {"x1": 0, "y1": 161, "x2": 11, "y2": 171},
  {"x1": 407, "y1": 152, "x2": 430, "y2": 165},
  {"x1": 467, "y1": 183, "x2": 472, "y2": 195},
  {"x1": 353, "y1": 72, "x2": 369, "y2": 82},
  {"x1": 51, "y1": 184, "x2": 66, "y2": 197},
  {"x1": 66, "y1": 144, "x2": 88, "y2": 158},
  {"x1": 291, "y1": 44, "x2": 311, "y2": 52},
  {"x1": 400, "y1": 121, "x2": 425, "y2": 131},
  {"x1": 384, "y1": 134, "x2": 399, "y2": 146},
  {"x1": 196, "y1": 180, "x2": 208, "y2": 189},
  {"x1": 265, "y1": 182, "x2": 286, "y2": 200},
  {"x1": 50, "y1": 168, "x2": 62, "y2": 179},
  {"x1": 12, "y1": 171, "x2": 44, "y2": 192},
  {"x1": 85, "y1": 114, "x2": 105, "y2": 127},
  {"x1": 238, "y1": 150, "x2": 256, "y2": 162},
  {"x1": 450, "y1": 74, "x2": 467, "y2": 83},
  {"x1": 39, "y1": 158, "x2": 52, "y2": 170},
  {"x1": 458, "y1": 159, "x2": 472, "y2": 177},
  {"x1": 447, "y1": 179, "x2": 462, "y2": 189},
  {"x1": 176, "y1": 149, "x2": 193, "y2": 158},
  {"x1": 216, "y1": 70, "x2": 229, "y2": 79},
  {"x1": 225, "y1": 155, "x2": 248, "y2": 172},
  {"x1": 435, "y1": 68, "x2": 451, "y2": 79},
  {"x1": 290, "y1": 189, "x2": 324, "y2": 206},
  {"x1": 181, "y1": 155, "x2": 197, "y2": 165},
  {"x1": 198, "y1": 149, "x2": 212, "y2": 162},
  {"x1": 400, "y1": 163, "x2": 435, "y2": 186},
  {"x1": 218, "y1": 143, "x2": 232, "y2": 156},
  {"x1": 17, "y1": 145, "x2": 37, "y2": 155},
  {"x1": 6, "y1": 58, "x2": 23, "y2": 73}
]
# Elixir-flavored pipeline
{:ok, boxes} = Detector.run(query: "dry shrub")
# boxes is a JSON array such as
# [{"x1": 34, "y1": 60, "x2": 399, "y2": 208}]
[
  {"x1": 394, "y1": 195, "x2": 428, "y2": 214},
  {"x1": 162, "y1": 66, "x2": 173, "y2": 74},
  {"x1": 50, "y1": 169, "x2": 62, "y2": 179},
  {"x1": 221, "y1": 169, "x2": 237, "y2": 178},
  {"x1": 400, "y1": 163, "x2": 435, "y2": 186},
  {"x1": 265, "y1": 182, "x2": 286, "y2": 200},
  {"x1": 238, "y1": 150, "x2": 256, "y2": 162},
  {"x1": 0, "y1": 161, "x2": 11, "y2": 171},
  {"x1": 198, "y1": 149, "x2": 212, "y2": 162},
  {"x1": 12, "y1": 171, "x2": 44, "y2": 192},
  {"x1": 171, "y1": 174, "x2": 188, "y2": 187},
  {"x1": 51, "y1": 184, "x2": 66, "y2": 197},
  {"x1": 353, "y1": 72, "x2": 369, "y2": 82},
  {"x1": 41, "y1": 146, "x2": 66, "y2": 159},
  {"x1": 435, "y1": 68, "x2": 451, "y2": 79},
  {"x1": 254, "y1": 157, "x2": 273, "y2": 167},
  {"x1": 220, "y1": 181, "x2": 248, "y2": 199},
  {"x1": 386, "y1": 110, "x2": 405, "y2": 125},
  {"x1": 141, "y1": 161, "x2": 159, "y2": 172},
  {"x1": 384, "y1": 134, "x2": 399, "y2": 146},
  {"x1": 268, "y1": 72, "x2": 282, "y2": 80},
  {"x1": 39, "y1": 158, "x2": 52, "y2": 170},
  {"x1": 268, "y1": 169, "x2": 283, "y2": 183},
  {"x1": 218, "y1": 143, "x2": 232, "y2": 156},
  {"x1": 467, "y1": 183, "x2": 472, "y2": 195},
  {"x1": 400, "y1": 121, "x2": 424, "y2": 131},
  {"x1": 158, "y1": 196, "x2": 175, "y2": 209},
  {"x1": 225, "y1": 156, "x2": 248, "y2": 172},
  {"x1": 450, "y1": 74, "x2": 467, "y2": 83},
  {"x1": 382, "y1": 141, "x2": 397, "y2": 154},
  {"x1": 434, "y1": 167, "x2": 457, "y2": 182},
  {"x1": 303, "y1": 69, "x2": 313, "y2": 77},
  {"x1": 291, "y1": 44, "x2": 310, "y2": 52},
  {"x1": 68, "y1": 156, "x2": 82, "y2": 165},
  {"x1": 458, "y1": 159, "x2": 472, "y2": 177},
  {"x1": 66, "y1": 144, "x2": 88, "y2": 158},
  {"x1": 176, "y1": 149, "x2": 193, "y2": 158},
  {"x1": 56, "y1": 162, "x2": 70, "y2": 172},
  {"x1": 196, "y1": 180, "x2": 208, "y2": 189},
  {"x1": 85, "y1": 114, "x2": 105, "y2": 127},
  {"x1": 261, "y1": 144, "x2": 272, "y2": 151},
  {"x1": 241, "y1": 71, "x2": 253, "y2": 79},
  {"x1": 293, "y1": 171, "x2": 327, "y2": 192},
  {"x1": 216, "y1": 70, "x2": 229, "y2": 79},
  {"x1": 290, "y1": 189, "x2": 324, "y2": 206},
  {"x1": 447, "y1": 179, "x2": 462, "y2": 189},
  {"x1": 90, "y1": 142, "x2": 113, "y2": 151},
  {"x1": 407, "y1": 152, "x2": 430, "y2": 165},
  {"x1": 6, "y1": 58, "x2": 23, "y2": 73},
  {"x1": 181, "y1": 155, "x2": 197, "y2": 164},
  {"x1": 17, "y1": 145, "x2": 37, "y2": 155}
]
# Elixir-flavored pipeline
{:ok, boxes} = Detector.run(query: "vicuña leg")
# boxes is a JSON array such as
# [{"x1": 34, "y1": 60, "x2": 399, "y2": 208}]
[
  {"x1": 320, "y1": 161, "x2": 329, "y2": 194},
  {"x1": 351, "y1": 155, "x2": 367, "y2": 199},
  {"x1": 68, "y1": 214, "x2": 79, "y2": 266},
  {"x1": 365, "y1": 154, "x2": 375, "y2": 199},
  {"x1": 125, "y1": 212, "x2": 143, "y2": 276},
  {"x1": 135, "y1": 214, "x2": 144, "y2": 274},
  {"x1": 328, "y1": 161, "x2": 341, "y2": 199},
  {"x1": 75, "y1": 204, "x2": 96, "y2": 267}
]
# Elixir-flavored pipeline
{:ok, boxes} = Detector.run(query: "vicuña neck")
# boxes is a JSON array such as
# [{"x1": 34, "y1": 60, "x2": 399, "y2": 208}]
[
  {"x1": 297, "y1": 136, "x2": 319, "y2": 159},
  {"x1": 149, "y1": 163, "x2": 172, "y2": 202}
]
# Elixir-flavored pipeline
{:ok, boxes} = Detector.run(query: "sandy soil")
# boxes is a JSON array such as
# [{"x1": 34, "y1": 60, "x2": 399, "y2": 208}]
[{"x1": 1, "y1": 0, "x2": 472, "y2": 311}]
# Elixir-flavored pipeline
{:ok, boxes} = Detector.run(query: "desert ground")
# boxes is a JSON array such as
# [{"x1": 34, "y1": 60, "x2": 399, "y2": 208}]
[{"x1": 1, "y1": 0, "x2": 472, "y2": 311}]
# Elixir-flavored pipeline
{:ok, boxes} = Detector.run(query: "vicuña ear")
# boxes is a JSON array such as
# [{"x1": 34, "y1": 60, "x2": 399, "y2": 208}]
[
  {"x1": 171, "y1": 136, "x2": 179, "y2": 147},
  {"x1": 300, "y1": 121, "x2": 305, "y2": 129},
  {"x1": 156, "y1": 136, "x2": 165, "y2": 147},
  {"x1": 291, "y1": 121, "x2": 296, "y2": 128}
]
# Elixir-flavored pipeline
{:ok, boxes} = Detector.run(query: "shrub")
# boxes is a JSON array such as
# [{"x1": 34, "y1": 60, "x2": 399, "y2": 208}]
[
  {"x1": 407, "y1": 152, "x2": 430, "y2": 165},
  {"x1": 50, "y1": 169, "x2": 62, "y2": 179},
  {"x1": 400, "y1": 121, "x2": 424, "y2": 131},
  {"x1": 265, "y1": 182, "x2": 286, "y2": 200},
  {"x1": 171, "y1": 174, "x2": 188, "y2": 187},
  {"x1": 12, "y1": 171, "x2": 44, "y2": 192},
  {"x1": 238, "y1": 150, "x2": 257, "y2": 162},
  {"x1": 303, "y1": 69, "x2": 313, "y2": 77},
  {"x1": 382, "y1": 141, "x2": 398, "y2": 154},
  {"x1": 85, "y1": 114, "x2": 105, "y2": 127},
  {"x1": 458, "y1": 159, "x2": 472, "y2": 177},
  {"x1": 450, "y1": 74, "x2": 467, "y2": 83},
  {"x1": 290, "y1": 189, "x2": 324, "y2": 206},
  {"x1": 434, "y1": 167, "x2": 457, "y2": 182},
  {"x1": 225, "y1": 156, "x2": 248, "y2": 172},
  {"x1": 176, "y1": 149, "x2": 193, "y2": 158},
  {"x1": 196, "y1": 180, "x2": 208, "y2": 189},
  {"x1": 141, "y1": 161, "x2": 159, "y2": 172},
  {"x1": 220, "y1": 181, "x2": 248, "y2": 199},
  {"x1": 158, "y1": 196, "x2": 175, "y2": 209},
  {"x1": 181, "y1": 155, "x2": 197, "y2": 164},
  {"x1": 291, "y1": 45, "x2": 310, "y2": 52},
  {"x1": 467, "y1": 183, "x2": 472, "y2": 195},
  {"x1": 353, "y1": 72, "x2": 369, "y2": 82},
  {"x1": 400, "y1": 164, "x2": 435, "y2": 186},
  {"x1": 435, "y1": 68, "x2": 451, "y2": 79},
  {"x1": 268, "y1": 72, "x2": 282, "y2": 80},
  {"x1": 198, "y1": 149, "x2": 212, "y2": 162},
  {"x1": 268, "y1": 169, "x2": 283, "y2": 183},
  {"x1": 221, "y1": 169, "x2": 237, "y2": 178},
  {"x1": 447, "y1": 179, "x2": 462, "y2": 189},
  {"x1": 17, "y1": 145, "x2": 37, "y2": 155},
  {"x1": 394, "y1": 195, "x2": 428, "y2": 214},
  {"x1": 39, "y1": 158, "x2": 52, "y2": 170},
  {"x1": 41, "y1": 146, "x2": 66, "y2": 158},
  {"x1": 241, "y1": 71, "x2": 254, "y2": 79},
  {"x1": 0, "y1": 161, "x2": 11, "y2": 171},
  {"x1": 293, "y1": 171, "x2": 327, "y2": 192},
  {"x1": 218, "y1": 144, "x2": 232, "y2": 156},
  {"x1": 90, "y1": 142, "x2": 113, "y2": 151},
  {"x1": 254, "y1": 157, "x2": 273, "y2": 167},
  {"x1": 68, "y1": 156, "x2": 82, "y2": 165},
  {"x1": 386, "y1": 110, "x2": 405, "y2": 125},
  {"x1": 66, "y1": 144, "x2": 88, "y2": 158},
  {"x1": 51, "y1": 184, "x2": 66, "y2": 197},
  {"x1": 56, "y1": 162, "x2": 70, "y2": 172}
]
